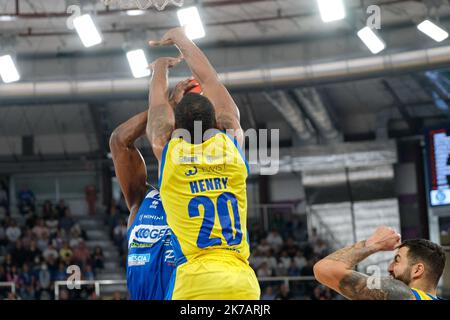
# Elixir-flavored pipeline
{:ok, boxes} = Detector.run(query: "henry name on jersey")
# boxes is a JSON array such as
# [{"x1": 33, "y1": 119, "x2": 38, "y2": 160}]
[{"x1": 189, "y1": 175, "x2": 229, "y2": 195}]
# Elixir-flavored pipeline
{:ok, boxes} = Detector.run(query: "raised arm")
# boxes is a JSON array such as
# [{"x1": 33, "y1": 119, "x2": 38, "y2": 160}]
[
  {"x1": 109, "y1": 111, "x2": 148, "y2": 229},
  {"x1": 150, "y1": 27, "x2": 244, "y2": 147},
  {"x1": 146, "y1": 56, "x2": 183, "y2": 163},
  {"x1": 313, "y1": 226, "x2": 415, "y2": 300}
]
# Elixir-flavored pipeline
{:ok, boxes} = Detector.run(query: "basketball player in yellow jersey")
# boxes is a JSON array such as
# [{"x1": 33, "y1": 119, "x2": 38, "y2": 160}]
[
  {"x1": 146, "y1": 27, "x2": 260, "y2": 300},
  {"x1": 314, "y1": 225, "x2": 446, "y2": 300}
]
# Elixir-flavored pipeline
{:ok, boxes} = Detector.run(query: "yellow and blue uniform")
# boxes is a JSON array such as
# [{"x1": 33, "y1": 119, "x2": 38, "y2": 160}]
[
  {"x1": 159, "y1": 130, "x2": 260, "y2": 300},
  {"x1": 410, "y1": 288, "x2": 443, "y2": 300}
]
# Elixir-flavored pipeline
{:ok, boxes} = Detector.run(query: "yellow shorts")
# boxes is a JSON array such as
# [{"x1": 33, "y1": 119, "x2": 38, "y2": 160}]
[{"x1": 166, "y1": 252, "x2": 261, "y2": 300}]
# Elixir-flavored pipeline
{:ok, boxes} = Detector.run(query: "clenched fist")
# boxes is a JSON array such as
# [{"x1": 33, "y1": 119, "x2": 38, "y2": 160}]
[{"x1": 366, "y1": 225, "x2": 401, "y2": 252}]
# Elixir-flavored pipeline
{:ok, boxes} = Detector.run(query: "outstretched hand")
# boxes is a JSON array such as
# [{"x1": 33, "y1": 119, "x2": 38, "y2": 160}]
[
  {"x1": 149, "y1": 56, "x2": 184, "y2": 71},
  {"x1": 149, "y1": 26, "x2": 188, "y2": 47}
]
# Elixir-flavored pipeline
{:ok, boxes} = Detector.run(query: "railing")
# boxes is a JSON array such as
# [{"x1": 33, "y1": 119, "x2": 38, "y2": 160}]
[
  {"x1": 0, "y1": 282, "x2": 16, "y2": 296},
  {"x1": 54, "y1": 280, "x2": 127, "y2": 300}
]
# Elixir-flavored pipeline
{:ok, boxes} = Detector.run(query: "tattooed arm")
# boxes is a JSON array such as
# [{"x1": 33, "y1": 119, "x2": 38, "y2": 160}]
[
  {"x1": 146, "y1": 56, "x2": 182, "y2": 162},
  {"x1": 313, "y1": 226, "x2": 415, "y2": 300}
]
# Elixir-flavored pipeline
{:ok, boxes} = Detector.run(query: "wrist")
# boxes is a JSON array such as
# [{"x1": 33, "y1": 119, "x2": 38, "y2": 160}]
[{"x1": 363, "y1": 240, "x2": 382, "y2": 253}]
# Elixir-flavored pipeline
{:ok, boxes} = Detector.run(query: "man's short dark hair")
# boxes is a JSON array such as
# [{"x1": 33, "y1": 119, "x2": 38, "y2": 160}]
[
  {"x1": 398, "y1": 239, "x2": 446, "y2": 287},
  {"x1": 174, "y1": 93, "x2": 216, "y2": 142}
]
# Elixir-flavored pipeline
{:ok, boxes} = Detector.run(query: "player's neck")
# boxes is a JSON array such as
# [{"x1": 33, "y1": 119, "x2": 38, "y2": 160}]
[{"x1": 410, "y1": 279, "x2": 437, "y2": 296}]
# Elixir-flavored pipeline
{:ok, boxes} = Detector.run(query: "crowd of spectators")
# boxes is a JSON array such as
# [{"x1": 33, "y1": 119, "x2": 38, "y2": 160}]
[
  {"x1": 248, "y1": 214, "x2": 339, "y2": 300},
  {"x1": 0, "y1": 187, "x2": 104, "y2": 300},
  {"x1": 1, "y1": 183, "x2": 338, "y2": 300}
]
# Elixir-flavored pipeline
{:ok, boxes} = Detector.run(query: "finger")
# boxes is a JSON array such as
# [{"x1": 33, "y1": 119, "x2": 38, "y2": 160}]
[{"x1": 149, "y1": 39, "x2": 173, "y2": 47}]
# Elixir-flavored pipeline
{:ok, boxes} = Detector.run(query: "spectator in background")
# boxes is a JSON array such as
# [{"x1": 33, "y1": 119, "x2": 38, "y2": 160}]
[
  {"x1": 282, "y1": 237, "x2": 299, "y2": 258},
  {"x1": 293, "y1": 251, "x2": 307, "y2": 270},
  {"x1": 43, "y1": 244, "x2": 58, "y2": 263},
  {"x1": 45, "y1": 212, "x2": 59, "y2": 236},
  {"x1": 6, "y1": 220, "x2": 21, "y2": 243},
  {"x1": 27, "y1": 240, "x2": 42, "y2": 264},
  {"x1": 36, "y1": 233, "x2": 49, "y2": 253},
  {"x1": 38, "y1": 263, "x2": 51, "y2": 291},
  {"x1": 53, "y1": 262, "x2": 67, "y2": 281},
  {"x1": 83, "y1": 265, "x2": 95, "y2": 281},
  {"x1": 51, "y1": 228, "x2": 66, "y2": 250},
  {"x1": 6, "y1": 265, "x2": 20, "y2": 287},
  {"x1": 277, "y1": 251, "x2": 292, "y2": 276},
  {"x1": 2, "y1": 254, "x2": 13, "y2": 271},
  {"x1": 92, "y1": 246, "x2": 104, "y2": 272},
  {"x1": 257, "y1": 239, "x2": 271, "y2": 255},
  {"x1": 21, "y1": 285, "x2": 36, "y2": 300},
  {"x1": 19, "y1": 263, "x2": 33, "y2": 288},
  {"x1": 20, "y1": 229, "x2": 33, "y2": 248},
  {"x1": 313, "y1": 238, "x2": 328, "y2": 257},
  {"x1": 41, "y1": 200, "x2": 55, "y2": 220},
  {"x1": 55, "y1": 199, "x2": 68, "y2": 219},
  {"x1": 249, "y1": 248, "x2": 264, "y2": 270},
  {"x1": 17, "y1": 186, "x2": 35, "y2": 215},
  {"x1": 287, "y1": 260, "x2": 301, "y2": 277},
  {"x1": 69, "y1": 226, "x2": 83, "y2": 248},
  {"x1": 275, "y1": 284, "x2": 293, "y2": 300},
  {"x1": 113, "y1": 219, "x2": 127, "y2": 249},
  {"x1": 105, "y1": 199, "x2": 121, "y2": 238},
  {"x1": 85, "y1": 185, "x2": 97, "y2": 216},
  {"x1": 11, "y1": 240, "x2": 27, "y2": 266},
  {"x1": 59, "y1": 241, "x2": 73, "y2": 265},
  {"x1": 262, "y1": 249, "x2": 278, "y2": 272},
  {"x1": 310, "y1": 285, "x2": 333, "y2": 300},
  {"x1": 32, "y1": 218, "x2": 49, "y2": 240},
  {"x1": 300, "y1": 259, "x2": 315, "y2": 276},
  {"x1": 261, "y1": 286, "x2": 276, "y2": 300},
  {"x1": 266, "y1": 229, "x2": 283, "y2": 251},
  {"x1": 113, "y1": 291, "x2": 123, "y2": 300},
  {"x1": 257, "y1": 262, "x2": 273, "y2": 277},
  {"x1": 73, "y1": 240, "x2": 90, "y2": 267},
  {"x1": 59, "y1": 208, "x2": 75, "y2": 232},
  {"x1": 0, "y1": 183, "x2": 9, "y2": 216}
]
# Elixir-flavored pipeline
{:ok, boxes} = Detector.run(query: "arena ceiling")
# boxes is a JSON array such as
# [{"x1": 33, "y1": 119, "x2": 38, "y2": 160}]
[{"x1": 0, "y1": 0, "x2": 449, "y2": 164}]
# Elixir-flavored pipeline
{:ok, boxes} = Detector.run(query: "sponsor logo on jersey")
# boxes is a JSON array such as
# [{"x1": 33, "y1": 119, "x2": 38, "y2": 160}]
[
  {"x1": 164, "y1": 249, "x2": 175, "y2": 262},
  {"x1": 129, "y1": 242, "x2": 153, "y2": 249},
  {"x1": 128, "y1": 253, "x2": 151, "y2": 267},
  {"x1": 128, "y1": 225, "x2": 169, "y2": 247},
  {"x1": 142, "y1": 214, "x2": 164, "y2": 221}
]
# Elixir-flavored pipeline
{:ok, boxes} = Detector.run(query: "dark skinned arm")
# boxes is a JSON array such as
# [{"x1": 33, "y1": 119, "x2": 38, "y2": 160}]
[
  {"x1": 149, "y1": 27, "x2": 244, "y2": 147},
  {"x1": 109, "y1": 111, "x2": 148, "y2": 229},
  {"x1": 146, "y1": 57, "x2": 182, "y2": 163}
]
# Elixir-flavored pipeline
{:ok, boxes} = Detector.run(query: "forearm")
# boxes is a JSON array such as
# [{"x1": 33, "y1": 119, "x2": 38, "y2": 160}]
[
  {"x1": 173, "y1": 36, "x2": 218, "y2": 85},
  {"x1": 322, "y1": 240, "x2": 379, "y2": 269},
  {"x1": 173, "y1": 35, "x2": 241, "y2": 129},
  {"x1": 110, "y1": 111, "x2": 147, "y2": 148},
  {"x1": 149, "y1": 64, "x2": 171, "y2": 109},
  {"x1": 147, "y1": 63, "x2": 175, "y2": 160}
]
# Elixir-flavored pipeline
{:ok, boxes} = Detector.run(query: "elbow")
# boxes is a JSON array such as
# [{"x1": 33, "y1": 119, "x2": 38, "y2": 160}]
[
  {"x1": 313, "y1": 259, "x2": 337, "y2": 286},
  {"x1": 313, "y1": 259, "x2": 327, "y2": 284},
  {"x1": 109, "y1": 129, "x2": 125, "y2": 151}
]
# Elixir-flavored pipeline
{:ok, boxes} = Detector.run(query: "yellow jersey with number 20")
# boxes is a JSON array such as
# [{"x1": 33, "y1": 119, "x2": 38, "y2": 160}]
[
  {"x1": 159, "y1": 131, "x2": 250, "y2": 265},
  {"x1": 159, "y1": 131, "x2": 260, "y2": 300}
]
